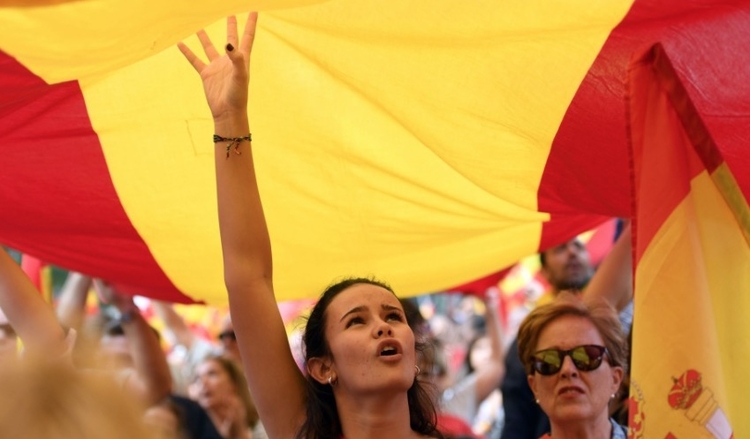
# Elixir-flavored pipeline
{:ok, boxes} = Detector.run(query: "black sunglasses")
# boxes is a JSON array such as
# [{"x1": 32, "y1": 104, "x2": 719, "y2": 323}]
[
  {"x1": 218, "y1": 330, "x2": 236, "y2": 342},
  {"x1": 531, "y1": 344, "x2": 608, "y2": 376}
]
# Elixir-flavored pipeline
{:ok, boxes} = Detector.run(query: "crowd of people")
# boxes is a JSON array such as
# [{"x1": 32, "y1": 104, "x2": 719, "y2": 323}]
[{"x1": 0, "y1": 13, "x2": 635, "y2": 439}]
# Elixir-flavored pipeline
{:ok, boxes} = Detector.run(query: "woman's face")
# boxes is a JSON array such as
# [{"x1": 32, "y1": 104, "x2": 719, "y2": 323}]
[
  {"x1": 190, "y1": 359, "x2": 236, "y2": 410},
  {"x1": 322, "y1": 284, "x2": 416, "y2": 394},
  {"x1": 527, "y1": 315, "x2": 622, "y2": 425},
  {"x1": 469, "y1": 335, "x2": 492, "y2": 370},
  {"x1": 217, "y1": 317, "x2": 240, "y2": 361}
]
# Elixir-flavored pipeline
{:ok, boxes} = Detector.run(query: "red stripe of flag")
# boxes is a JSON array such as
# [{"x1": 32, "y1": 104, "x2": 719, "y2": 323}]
[
  {"x1": 538, "y1": 0, "x2": 750, "y2": 251},
  {"x1": 0, "y1": 50, "x2": 194, "y2": 303}
]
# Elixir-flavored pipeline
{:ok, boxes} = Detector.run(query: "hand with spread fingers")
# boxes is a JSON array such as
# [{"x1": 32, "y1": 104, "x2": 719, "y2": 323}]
[
  {"x1": 178, "y1": 14, "x2": 257, "y2": 123},
  {"x1": 177, "y1": 12, "x2": 443, "y2": 439}
]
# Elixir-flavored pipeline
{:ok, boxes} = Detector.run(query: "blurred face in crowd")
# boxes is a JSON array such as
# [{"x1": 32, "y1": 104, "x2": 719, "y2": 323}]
[
  {"x1": 218, "y1": 317, "x2": 240, "y2": 361},
  {"x1": 190, "y1": 358, "x2": 237, "y2": 411},
  {"x1": 469, "y1": 335, "x2": 492, "y2": 370},
  {"x1": 541, "y1": 238, "x2": 594, "y2": 293}
]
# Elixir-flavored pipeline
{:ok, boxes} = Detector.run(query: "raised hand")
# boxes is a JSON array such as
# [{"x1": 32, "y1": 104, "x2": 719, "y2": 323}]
[
  {"x1": 92, "y1": 279, "x2": 136, "y2": 315},
  {"x1": 178, "y1": 14, "x2": 258, "y2": 123},
  {"x1": 176, "y1": 13, "x2": 306, "y2": 439}
]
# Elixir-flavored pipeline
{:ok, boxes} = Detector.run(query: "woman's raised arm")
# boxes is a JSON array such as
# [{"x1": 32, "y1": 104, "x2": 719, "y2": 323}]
[{"x1": 178, "y1": 14, "x2": 306, "y2": 438}]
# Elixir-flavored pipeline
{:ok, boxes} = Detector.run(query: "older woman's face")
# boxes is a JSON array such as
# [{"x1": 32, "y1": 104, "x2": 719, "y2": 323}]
[
  {"x1": 527, "y1": 315, "x2": 622, "y2": 425},
  {"x1": 190, "y1": 359, "x2": 236, "y2": 410}
]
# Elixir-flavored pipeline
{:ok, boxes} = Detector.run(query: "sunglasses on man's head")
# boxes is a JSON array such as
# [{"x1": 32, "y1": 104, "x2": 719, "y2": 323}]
[
  {"x1": 218, "y1": 330, "x2": 236, "y2": 342},
  {"x1": 531, "y1": 344, "x2": 608, "y2": 376}
]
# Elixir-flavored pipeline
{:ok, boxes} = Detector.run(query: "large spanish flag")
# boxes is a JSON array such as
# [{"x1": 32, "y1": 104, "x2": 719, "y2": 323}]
[
  {"x1": 1, "y1": 1, "x2": 748, "y2": 308},
  {"x1": 628, "y1": 40, "x2": 750, "y2": 438}
]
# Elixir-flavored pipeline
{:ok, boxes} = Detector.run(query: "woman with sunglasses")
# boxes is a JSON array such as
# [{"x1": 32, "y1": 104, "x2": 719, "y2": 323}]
[{"x1": 516, "y1": 293, "x2": 628, "y2": 439}]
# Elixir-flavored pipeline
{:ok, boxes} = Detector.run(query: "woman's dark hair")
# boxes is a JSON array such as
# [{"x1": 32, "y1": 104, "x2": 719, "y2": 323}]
[{"x1": 295, "y1": 277, "x2": 444, "y2": 439}]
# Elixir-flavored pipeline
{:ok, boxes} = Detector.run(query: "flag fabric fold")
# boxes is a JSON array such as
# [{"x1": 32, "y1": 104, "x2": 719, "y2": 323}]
[
  {"x1": 0, "y1": 0, "x2": 749, "y2": 307},
  {"x1": 628, "y1": 43, "x2": 750, "y2": 439}
]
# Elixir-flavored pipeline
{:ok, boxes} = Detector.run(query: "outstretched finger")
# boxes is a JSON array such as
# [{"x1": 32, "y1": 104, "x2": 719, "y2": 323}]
[
  {"x1": 197, "y1": 29, "x2": 221, "y2": 61},
  {"x1": 226, "y1": 15, "x2": 239, "y2": 53},
  {"x1": 177, "y1": 42, "x2": 206, "y2": 72},
  {"x1": 239, "y1": 12, "x2": 258, "y2": 55}
]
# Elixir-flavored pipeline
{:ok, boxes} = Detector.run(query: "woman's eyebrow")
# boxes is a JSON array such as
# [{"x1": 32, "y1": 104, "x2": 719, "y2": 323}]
[{"x1": 340, "y1": 306, "x2": 367, "y2": 322}]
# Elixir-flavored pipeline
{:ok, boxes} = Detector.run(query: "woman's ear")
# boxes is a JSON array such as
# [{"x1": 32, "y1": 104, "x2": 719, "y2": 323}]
[
  {"x1": 527, "y1": 373, "x2": 538, "y2": 397},
  {"x1": 610, "y1": 366, "x2": 624, "y2": 393},
  {"x1": 306, "y1": 357, "x2": 334, "y2": 385}
]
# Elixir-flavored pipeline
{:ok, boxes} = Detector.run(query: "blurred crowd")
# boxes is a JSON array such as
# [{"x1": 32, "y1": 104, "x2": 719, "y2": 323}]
[{"x1": 0, "y1": 219, "x2": 632, "y2": 439}]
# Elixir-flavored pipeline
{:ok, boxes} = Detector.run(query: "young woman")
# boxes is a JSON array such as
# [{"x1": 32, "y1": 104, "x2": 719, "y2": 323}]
[{"x1": 178, "y1": 14, "x2": 442, "y2": 439}]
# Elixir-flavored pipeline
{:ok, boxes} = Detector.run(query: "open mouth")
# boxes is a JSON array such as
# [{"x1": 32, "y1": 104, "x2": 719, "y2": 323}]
[
  {"x1": 376, "y1": 339, "x2": 403, "y2": 359},
  {"x1": 380, "y1": 346, "x2": 398, "y2": 356}
]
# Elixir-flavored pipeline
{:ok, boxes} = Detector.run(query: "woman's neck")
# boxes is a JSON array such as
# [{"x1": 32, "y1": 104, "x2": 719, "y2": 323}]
[
  {"x1": 334, "y1": 391, "x2": 421, "y2": 439},
  {"x1": 549, "y1": 415, "x2": 612, "y2": 439},
  {"x1": 207, "y1": 404, "x2": 233, "y2": 428}
]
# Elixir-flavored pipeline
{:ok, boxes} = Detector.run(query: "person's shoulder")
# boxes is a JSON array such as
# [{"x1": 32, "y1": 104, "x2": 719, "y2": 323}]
[{"x1": 610, "y1": 418, "x2": 628, "y2": 439}]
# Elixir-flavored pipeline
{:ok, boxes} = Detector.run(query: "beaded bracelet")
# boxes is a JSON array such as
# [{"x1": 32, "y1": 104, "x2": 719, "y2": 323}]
[{"x1": 213, "y1": 133, "x2": 252, "y2": 158}]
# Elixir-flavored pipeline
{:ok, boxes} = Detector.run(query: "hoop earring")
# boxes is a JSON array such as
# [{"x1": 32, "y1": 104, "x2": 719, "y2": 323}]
[
  {"x1": 415, "y1": 365, "x2": 421, "y2": 377},
  {"x1": 328, "y1": 376, "x2": 335, "y2": 386}
]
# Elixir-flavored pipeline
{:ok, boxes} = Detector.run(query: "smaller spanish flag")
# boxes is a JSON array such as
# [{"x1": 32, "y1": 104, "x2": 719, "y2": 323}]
[{"x1": 628, "y1": 43, "x2": 750, "y2": 439}]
